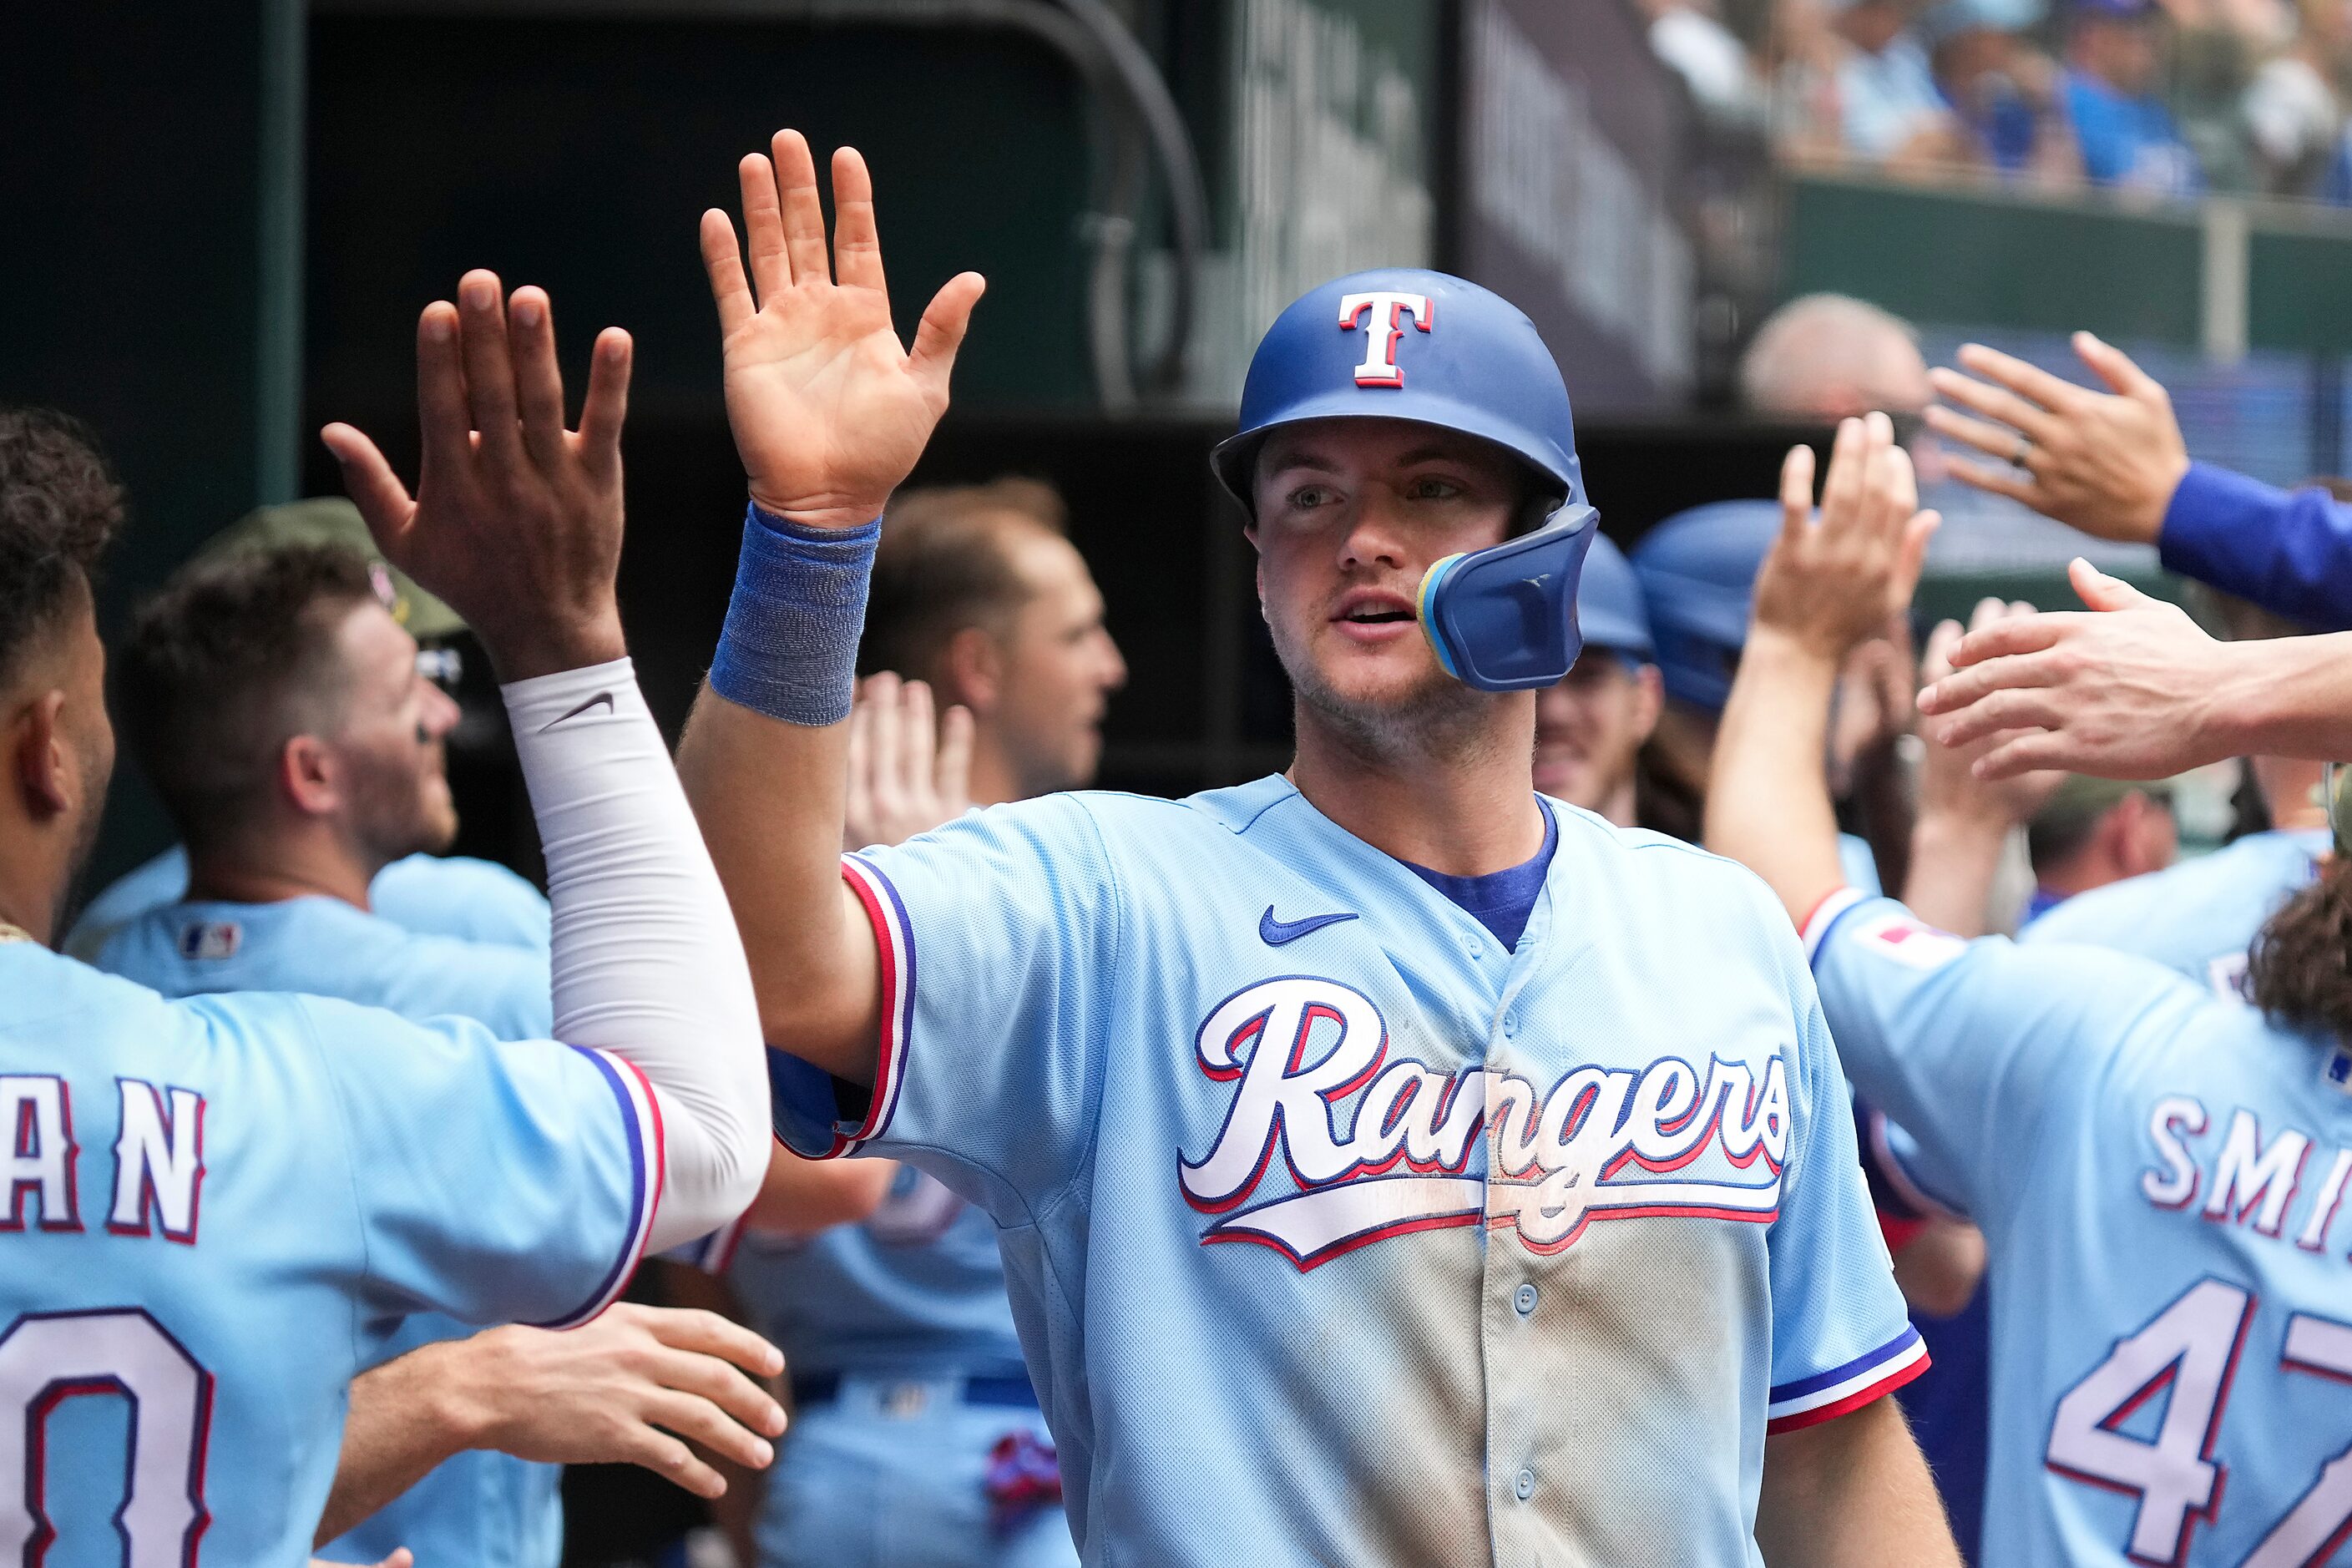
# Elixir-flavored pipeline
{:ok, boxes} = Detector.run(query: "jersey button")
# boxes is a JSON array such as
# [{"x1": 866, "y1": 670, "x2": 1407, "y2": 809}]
[
  {"x1": 1502, "y1": 1010, "x2": 1520, "y2": 1038},
  {"x1": 1515, "y1": 1468, "x2": 1536, "y2": 1500},
  {"x1": 1515, "y1": 1282, "x2": 1539, "y2": 1316}
]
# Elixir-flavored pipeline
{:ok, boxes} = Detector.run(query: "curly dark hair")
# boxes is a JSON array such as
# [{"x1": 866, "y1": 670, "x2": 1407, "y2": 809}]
[
  {"x1": 0, "y1": 408, "x2": 124, "y2": 685},
  {"x1": 115, "y1": 544, "x2": 377, "y2": 842},
  {"x1": 2246, "y1": 854, "x2": 2352, "y2": 1045}
]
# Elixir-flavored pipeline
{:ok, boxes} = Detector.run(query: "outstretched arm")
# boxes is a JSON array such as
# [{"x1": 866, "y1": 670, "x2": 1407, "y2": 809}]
[
  {"x1": 1705, "y1": 414, "x2": 1940, "y2": 925},
  {"x1": 322, "y1": 276, "x2": 768, "y2": 1247},
  {"x1": 1918, "y1": 559, "x2": 2352, "y2": 779},
  {"x1": 317, "y1": 1304, "x2": 787, "y2": 1542},
  {"x1": 1758, "y1": 1394, "x2": 1959, "y2": 1568},
  {"x1": 673, "y1": 130, "x2": 984, "y2": 1085}
]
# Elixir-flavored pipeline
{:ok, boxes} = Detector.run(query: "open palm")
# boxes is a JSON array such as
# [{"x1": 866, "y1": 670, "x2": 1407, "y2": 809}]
[{"x1": 701, "y1": 132, "x2": 985, "y2": 530}]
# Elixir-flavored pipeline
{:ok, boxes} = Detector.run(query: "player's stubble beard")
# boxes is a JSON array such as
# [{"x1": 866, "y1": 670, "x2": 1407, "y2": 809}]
[
  {"x1": 346, "y1": 736, "x2": 460, "y2": 870},
  {"x1": 1273, "y1": 612, "x2": 1517, "y2": 775}
]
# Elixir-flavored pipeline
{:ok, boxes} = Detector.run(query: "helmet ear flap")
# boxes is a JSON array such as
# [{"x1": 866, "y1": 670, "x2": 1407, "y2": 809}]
[{"x1": 1417, "y1": 504, "x2": 1600, "y2": 691}]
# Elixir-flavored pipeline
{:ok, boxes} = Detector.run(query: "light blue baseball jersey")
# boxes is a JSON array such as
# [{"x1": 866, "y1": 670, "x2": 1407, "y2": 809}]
[
  {"x1": 94, "y1": 896, "x2": 559, "y2": 1568},
  {"x1": 2021, "y1": 828, "x2": 2329, "y2": 997},
  {"x1": 773, "y1": 776, "x2": 1922, "y2": 1566},
  {"x1": 65, "y1": 846, "x2": 552, "y2": 963},
  {"x1": 1807, "y1": 886, "x2": 2352, "y2": 1567},
  {"x1": 0, "y1": 941, "x2": 657, "y2": 1566}
]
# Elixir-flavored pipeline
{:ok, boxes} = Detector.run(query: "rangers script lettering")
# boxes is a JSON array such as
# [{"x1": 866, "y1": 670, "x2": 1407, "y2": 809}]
[{"x1": 1179, "y1": 978, "x2": 1789, "y2": 1268}]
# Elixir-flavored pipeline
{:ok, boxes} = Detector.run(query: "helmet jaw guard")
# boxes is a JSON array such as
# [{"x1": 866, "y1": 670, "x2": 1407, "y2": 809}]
[
  {"x1": 1215, "y1": 268, "x2": 1597, "y2": 695},
  {"x1": 1418, "y1": 504, "x2": 1600, "y2": 691}
]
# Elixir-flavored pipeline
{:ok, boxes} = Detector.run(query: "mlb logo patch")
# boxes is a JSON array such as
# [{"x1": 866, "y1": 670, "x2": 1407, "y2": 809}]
[
  {"x1": 1854, "y1": 913, "x2": 1965, "y2": 972},
  {"x1": 177, "y1": 921, "x2": 241, "y2": 961}
]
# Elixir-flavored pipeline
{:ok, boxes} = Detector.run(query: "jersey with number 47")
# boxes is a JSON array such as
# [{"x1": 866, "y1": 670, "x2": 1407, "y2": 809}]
[
  {"x1": 0, "y1": 942, "x2": 659, "y2": 1566},
  {"x1": 1807, "y1": 888, "x2": 2352, "y2": 1567}
]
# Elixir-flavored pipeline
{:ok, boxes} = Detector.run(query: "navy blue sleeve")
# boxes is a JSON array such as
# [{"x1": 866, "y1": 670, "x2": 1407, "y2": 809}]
[{"x1": 2158, "y1": 461, "x2": 2352, "y2": 632}]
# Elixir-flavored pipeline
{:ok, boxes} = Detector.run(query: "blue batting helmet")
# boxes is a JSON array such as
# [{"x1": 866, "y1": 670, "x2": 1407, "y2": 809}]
[
  {"x1": 1210, "y1": 268, "x2": 1598, "y2": 692},
  {"x1": 1574, "y1": 534, "x2": 1654, "y2": 664},
  {"x1": 1628, "y1": 498, "x2": 1783, "y2": 713}
]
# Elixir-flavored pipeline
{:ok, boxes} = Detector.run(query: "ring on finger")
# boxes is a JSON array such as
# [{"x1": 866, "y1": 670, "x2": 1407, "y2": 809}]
[{"x1": 2011, "y1": 432, "x2": 2033, "y2": 468}]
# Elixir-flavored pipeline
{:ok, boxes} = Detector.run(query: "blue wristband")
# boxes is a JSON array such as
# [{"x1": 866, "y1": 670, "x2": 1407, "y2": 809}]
[{"x1": 707, "y1": 502, "x2": 881, "y2": 726}]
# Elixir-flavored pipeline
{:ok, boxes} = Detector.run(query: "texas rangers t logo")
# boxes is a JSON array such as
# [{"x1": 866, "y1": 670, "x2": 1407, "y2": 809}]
[
  {"x1": 1179, "y1": 978, "x2": 1788, "y2": 1269},
  {"x1": 1337, "y1": 291, "x2": 1433, "y2": 387}
]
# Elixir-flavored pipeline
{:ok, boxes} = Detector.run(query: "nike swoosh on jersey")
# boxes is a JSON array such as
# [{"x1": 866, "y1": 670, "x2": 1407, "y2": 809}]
[
  {"x1": 1259, "y1": 906, "x2": 1359, "y2": 946},
  {"x1": 542, "y1": 691, "x2": 616, "y2": 731}
]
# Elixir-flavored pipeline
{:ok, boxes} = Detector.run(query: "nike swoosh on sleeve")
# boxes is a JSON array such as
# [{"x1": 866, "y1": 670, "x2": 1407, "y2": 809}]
[{"x1": 541, "y1": 691, "x2": 616, "y2": 731}]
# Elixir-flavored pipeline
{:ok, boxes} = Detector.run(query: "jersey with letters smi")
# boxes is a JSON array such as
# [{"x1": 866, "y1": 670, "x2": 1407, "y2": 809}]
[
  {"x1": 94, "y1": 893, "x2": 560, "y2": 1568},
  {"x1": 0, "y1": 941, "x2": 656, "y2": 1567},
  {"x1": 771, "y1": 777, "x2": 1922, "y2": 1567},
  {"x1": 2020, "y1": 827, "x2": 2329, "y2": 997},
  {"x1": 1808, "y1": 887, "x2": 2352, "y2": 1567}
]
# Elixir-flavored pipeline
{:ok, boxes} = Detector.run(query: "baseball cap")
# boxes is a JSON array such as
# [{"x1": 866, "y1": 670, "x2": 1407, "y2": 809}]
[
  {"x1": 192, "y1": 498, "x2": 467, "y2": 642},
  {"x1": 1629, "y1": 498, "x2": 1783, "y2": 711},
  {"x1": 1576, "y1": 534, "x2": 1655, "y2": 663}
]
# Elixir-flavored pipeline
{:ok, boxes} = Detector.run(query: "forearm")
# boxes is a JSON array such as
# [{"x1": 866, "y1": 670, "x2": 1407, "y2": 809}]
[
  {"x1": 1705, "y1": 628, "x2": 1851, "y2": 925},
  {"x1": 1901, "y1": 812, "x2": 2011, "y2": 937},
  {"x1": 676, "y1": 688, "x2": 881, "y2": 1082},
  {"x1": 317, "y1": 1342, "x2": 481, "y2": 1545},
  {"x1": 506, "y1": 661, "x2": 767, "y2": 1248},
  {"x1": 745, "y1": 1147, "x2": 895, "y2": 1233},
  {"x1": 1757, "y1": 1395, "x2": 1959, "y2": 1566},
  {"x1": 2161, "y1": 463, "x2": 2352, "y2": 632},
  {"x1": 2203, "y1": 630, "x2": 2352, "y2": 761}
]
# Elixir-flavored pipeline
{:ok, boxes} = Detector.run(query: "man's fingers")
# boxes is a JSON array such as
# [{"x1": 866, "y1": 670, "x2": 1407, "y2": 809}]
[
  {"x1": 903, "y1": 679, "x2": 938, "y2": 785},
  {"x1": 412, "y1": 300, "x2": 473, "y2": 466},
  {"x1": 738, "y1": 154, "x2": 791, "y2": 301},
  {"x1": 1920, "y1": 402, "x2": 2040, "y2": 466},
  {"x1": 701, "y1": 209, "x2": 756, "y2": 337},
  {"x1": 1921, "y1": 619, "x2": 1965, "y2": 685},
  {"x1": 2072, "y1": 330, "x2": 2160, "y2": 401},
  {"x1": 1950, "y1": 342, "x2": 2088, "y2": 417},
  {"x1": 1894, "y1": 509, "x2": 1939, "y2": 606},
  {"x1": 640, "y1": 1388, "x2": 779, "y2": 1471},
  {"x1": 2068, "y1": 556, "x2": 2157, "y2": 614},
  {"x1": 1776, "y1": 442, "x2": 1815, "y2": 538},
  {"x1": 908, "y1": 272, "x2": 987, "y2": 394},
  {"x1": 576, "y1": 327, "x2": 634, "y2": 477},
  {"x1": 1938, "y1": 453, "x2": 2041, "y2": 508},
  {"x1": 320, "y1": 425, "x2": 418, "y2": 556},
  {"x1": 1975, "y1": 730, "x2": 2071, "y2": 781},
  {"x1": 1930, "y1": 682, "x2": 2066, "y2": 748},
  {"x1": 771, "y1": 129, "x2": 832, "y2": 287},
  {"x1": 611, "y1": 1424, "x2": 728, "y2": 1499},
  {"x1": 1927, "y1": 364, "x2": 2061, "y2": 444},
  {"x1": 507, "y1": 287, "x2": 568, "y2": 469},
  {"x1": 637, "y1": 1303, "x2": 787, "y2": 1378},
  {"x1": 937, "y1": 704, "x2": 974, "y2": 806},
  {"x1": 1942, "y1": 610, "x2": 2071, "y2": 670},
  {"x1": 829, "y1": 144, "x2": 888, "y2": 294},
  {"x1": 456, "y1": 271, "x2": 525, "y2": 467},
  {"x1": 866, "y1": 670, "x2": 903, "y2": 788},
  {"x1": 639, "y1": 1343, "x2": 790, "y2": 1438},
  {"x1": 1818, "y1": 417, "x2": 1866, "y2": 532}
]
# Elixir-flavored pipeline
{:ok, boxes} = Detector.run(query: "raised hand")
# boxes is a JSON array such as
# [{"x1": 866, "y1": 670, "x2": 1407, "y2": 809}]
[
  {"x1": 842, "y1": 672, "x2": 974, "y2": 850},
  {"x1": 321, "y1": 272, "x2": 632, "y2": 682},
  {"x1": 1915, "y1": 599, "x2": 2066, "y2": 824},
  {"x1": 701, "y1": 131, "x2": 986, "y2": 529},
  {"x1": 1753, "y1": 413, "x2": 1941, "y2": 662},
  {"x1": 1924, "y1": 333, "x2": 2190, "y2": 545}
]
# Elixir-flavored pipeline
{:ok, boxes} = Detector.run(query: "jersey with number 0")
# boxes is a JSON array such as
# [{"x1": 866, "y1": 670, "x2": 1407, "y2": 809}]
[
  {"x1": 94, "y1": 894, "x2": 560, "y2": 1568},
  {"x1": 1806, "y1": 887, "x2": 2352, "y2": 1567},
  {"x1": 771, "y1": 776, "x2": 1921, "y2": 1567},
  {"x1": 0, "y1": 942, "x2": 658, "y2": 1566},
  {"x1": 2020, "y1": 827, "x2": 2329, "y2": 997},
  {"x1": 64, "y1": 846, "x2": 553, "y2": 964}
]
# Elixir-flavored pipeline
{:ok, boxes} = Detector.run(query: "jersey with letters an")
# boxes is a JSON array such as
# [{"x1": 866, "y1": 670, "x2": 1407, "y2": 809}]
[
  {"x1": 1808, "y1": 887, "x2": 2352, "y2": 1567},
  {"x1": 2019, "y1": 827, "x2": 2329, "y2": 996},
  {"x1": 94, "y1": 893, "x2": 560, "y2": 1568},
  {"x1": 64, "y1": 846, "x2": 552, "y2": 963},
  {"x1": 773, "y1": 776, "x2": 1922, "y2": 1568},
  {"x1": 0, "y1": 942, "x2": 656, "y2": 1567}
]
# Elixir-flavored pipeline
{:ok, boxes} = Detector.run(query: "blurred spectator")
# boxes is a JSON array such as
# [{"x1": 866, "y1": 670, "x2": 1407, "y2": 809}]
[
  {"x1": 1829, "y1": 0, "x2": 1978, "y2": 165},
  {"x1": 1534, "y1": 536, "x2": 1662, "y2": 827},
  {"x1": 2021, "y1": 774, "x2": 2177, "y2": 921},
  {"x1": 2062, "y1": 0, "x2": 2205, "y2": 192},
  {"x1": 1922, "y1": 0, "x2": 2086, "y2": 178},
  {"x1": 1646, "y1": 0, "x2": 1774, "y2": 125},
  {"x1": 2243, "y1": 0, "x2": 2352, "y2": 195}
]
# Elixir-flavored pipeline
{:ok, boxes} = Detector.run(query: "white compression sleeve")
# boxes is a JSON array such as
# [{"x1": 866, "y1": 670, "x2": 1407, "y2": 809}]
[{"x1": 503, "y1": 658, "x2": 767, "y2": 1250}]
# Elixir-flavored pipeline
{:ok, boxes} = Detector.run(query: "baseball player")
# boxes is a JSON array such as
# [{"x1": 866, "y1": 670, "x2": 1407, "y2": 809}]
[
  {"x1": 0, "y1": 279, "x2": 776, "y2": 1560},
  {"x1": 1530, "y1": 534, "x2": 1661, "y2": 827},
  {"x1": 1712, "y1": 411, "x2": 2352, "y2": 1565},
  {"x1": 701, "y1": 481, "x2": 1119, "y2": 1568},
  {"x1": 674, "y1": 129, "x2": 1952, "y2": 1565}
]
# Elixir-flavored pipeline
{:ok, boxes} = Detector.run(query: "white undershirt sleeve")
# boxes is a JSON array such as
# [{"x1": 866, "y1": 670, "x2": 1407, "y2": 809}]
[{"x1": 502, "y1": 658, "x2": 766, "y2": 1251}]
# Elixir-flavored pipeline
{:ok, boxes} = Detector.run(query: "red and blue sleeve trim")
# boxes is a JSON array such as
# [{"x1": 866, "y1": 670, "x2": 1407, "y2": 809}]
[
  {"x1": 1766, "y1": 1323, "x2": 1930, "y2": 1433},
  {"x1": 836, "y1": 853, "x2": 913, "y2": 1156},
  {"x1": 534, "y1": 1046, "x2": 665, "y2": 1328},
  {"x1": 1799, "y1": 886, "x2": 1869, "y2": 969}
]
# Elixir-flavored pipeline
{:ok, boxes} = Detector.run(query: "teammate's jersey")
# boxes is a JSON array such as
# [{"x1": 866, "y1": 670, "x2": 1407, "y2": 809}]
[
  {"x1": 727, "y1": 1166, "x2": 1027, "y2": 1380},
  {"x1": 1807, "y1": 887, "x2": 2352, "y2": 1566},
  {"x1": 0, "y1": 942, "x2": 656, "y2": 1565},
  {"x1": 93, "y1": 895, "x2": 559, "y2": 1567},
  {"x1": 772, "y1": 776, "x2": 1921, "y2": 1567},
  {"x1": 64, "y1": 846, "x2": 552, "y2": 963},
  {"x1": 2019, "y1": 827, "x2": 2329, "y2": 996},
  {"x1": 99, "y1": 897, "x2": 552, "y2": 1043}
]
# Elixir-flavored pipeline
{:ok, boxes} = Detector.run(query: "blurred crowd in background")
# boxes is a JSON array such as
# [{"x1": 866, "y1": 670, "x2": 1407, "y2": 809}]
[{"x1": 1641, "y1": 0, "x2": 2352, "y2": 200}]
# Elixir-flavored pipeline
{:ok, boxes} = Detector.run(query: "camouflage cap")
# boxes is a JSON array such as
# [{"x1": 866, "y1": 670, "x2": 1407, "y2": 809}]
[{"x1": 193, "y1": 497, "x2": 467, "y2": 642}]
